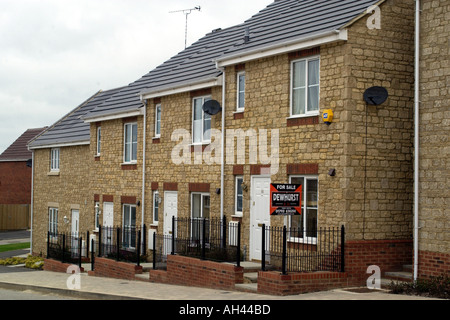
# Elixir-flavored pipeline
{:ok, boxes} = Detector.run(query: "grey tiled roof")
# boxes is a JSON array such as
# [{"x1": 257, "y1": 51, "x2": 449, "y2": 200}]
[
  {"x1": 83, "y1": 0, "x2": 380, "y2": 120},
  {"x1": 28, "y1": 87, "x2": 125, "y2": 149}
]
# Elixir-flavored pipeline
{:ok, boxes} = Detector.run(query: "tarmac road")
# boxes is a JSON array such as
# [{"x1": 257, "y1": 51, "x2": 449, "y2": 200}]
[{"x1": 0, "y1": 229, "x2": 31, "y2": 260}]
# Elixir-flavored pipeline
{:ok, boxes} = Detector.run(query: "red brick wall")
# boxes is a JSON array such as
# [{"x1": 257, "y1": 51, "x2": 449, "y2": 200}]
[
  {"x1": 345, "y1": 239, "x2": 413, "y2": 285},
  {"x1": 149, "y1": 255, "x2": 244, "y2": 290},
  {"x1": 418, "y1": 250, "x2": 450, "y2": 279},
  {"x1": 258, "y1": 271, "x2": 348, "y2": 296},
  {"x1": 88, "y1": 257, "x2": 142, "y2": 280},
  {"x1": 43, "y1": 259, "x2": 84, "y2": 273},
  {"x1": 0, "y1": 162, "x2": 31, "y2": 204}
]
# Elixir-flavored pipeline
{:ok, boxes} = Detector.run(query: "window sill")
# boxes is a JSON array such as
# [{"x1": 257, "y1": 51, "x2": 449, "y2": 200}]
[
  {"x1": 152, "y1": 137, "x2": 161, "y2": 144},
  {"x1": 47, "y1": 171, "x2": 60, "y2": 176},
  {"x1": 121, "y1": 163, "x2": 137, "y2": 170},
  {"x1": 286, "y1": 114, "x2": 320, "y2": 127},
  {"x1": 233, "y1": 110, "x2": 244, "y2": 120}
]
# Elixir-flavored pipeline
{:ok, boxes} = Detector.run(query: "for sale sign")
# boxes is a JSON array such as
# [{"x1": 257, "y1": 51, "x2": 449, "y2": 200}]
[{"x1": 270, "y1": 184, "x2": 302, "y2": 216}]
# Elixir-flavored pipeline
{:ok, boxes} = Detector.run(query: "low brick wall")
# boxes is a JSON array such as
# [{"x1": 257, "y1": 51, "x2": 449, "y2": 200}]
[
  {"x1": 257, "y1": 271, "x2": 348, "y2": 296},
  {"x1": 88, "y1": 257, "x2": 142, "y2": 280},
  {"x1": 149, "y1": 255, "x2": 244, "y2": 291},
  {"x1": 345, "y1": 239, "x2": 413, "y2": 285},
  {"x1": 44, "y1": 259, "x2": 84, "y2": 273},
  {"x1": 418, "y1": 250, "x2": 450, "y2": 279}
]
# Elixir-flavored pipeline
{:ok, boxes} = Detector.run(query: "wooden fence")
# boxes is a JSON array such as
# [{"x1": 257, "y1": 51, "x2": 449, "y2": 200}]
[{"x1": 0, "y1": 204, "x2": 31, "y2": 230}]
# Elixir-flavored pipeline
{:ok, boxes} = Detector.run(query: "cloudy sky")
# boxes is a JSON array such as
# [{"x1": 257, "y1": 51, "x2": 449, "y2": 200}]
[{"x1": 0, "y1": 0, "x2": 273, "y2": 153}]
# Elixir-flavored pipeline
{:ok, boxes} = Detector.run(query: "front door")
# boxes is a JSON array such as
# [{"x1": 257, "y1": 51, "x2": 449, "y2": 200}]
[
  {"x1": 250, "y1": 176, "x2": 271, "y2": 261},
  {"x1": 102, "y1": 202, "x2": 114, "y2": 254},
  {"x1": 163, "y1": 191, "x2": 178, "y2": 255},
  {"x1": 71, "y1": 210, "x2": 80, "y2": 256}
]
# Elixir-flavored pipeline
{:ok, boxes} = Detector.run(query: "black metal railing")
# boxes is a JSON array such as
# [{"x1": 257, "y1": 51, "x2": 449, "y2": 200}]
[
  {"x1": 262, "y1": 225, "x2": 345, "y2": 275},
  {"x1": 95, "y1": 225, "x2": 146, "y2": 265},
  {"x1": 152, "y1": 216, "x2": 241, "y2": 269},
  {"x1": 47, "y1": 231, "x2": 89, "y2": 267}
]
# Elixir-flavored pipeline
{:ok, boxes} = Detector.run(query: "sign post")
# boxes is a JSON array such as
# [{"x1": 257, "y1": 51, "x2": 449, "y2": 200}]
[{"x1": 270, "y1": 184, "x2": 302, "y2": 216}]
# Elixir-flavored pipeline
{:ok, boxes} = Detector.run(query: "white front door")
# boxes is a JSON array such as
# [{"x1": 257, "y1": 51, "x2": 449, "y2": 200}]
[
  {"x1": 250, "y1": 176, "x2": 271, "y2": 261},
  {"x1": 102, "y1": 202, "x2": 114, "y2": 254},
  {"x1": 163, "y1": 192, "x2": 178, "y2": 255},
  {"x1": 71, "y1": 210, "x2": 80, "y2": 255},
  {"x1": 103, "y1": 202, "x2": 114, "y2": 227},
  {"x1": 71, "y1": 210, "x2": 80, "y2": 236}
]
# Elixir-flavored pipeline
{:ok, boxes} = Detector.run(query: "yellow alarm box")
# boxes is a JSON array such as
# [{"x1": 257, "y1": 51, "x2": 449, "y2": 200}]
[{"x1": 322, "y1": 109, "x2": 334, "y2": 125}]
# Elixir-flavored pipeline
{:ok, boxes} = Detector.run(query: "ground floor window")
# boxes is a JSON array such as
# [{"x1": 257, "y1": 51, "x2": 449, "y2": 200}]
[
  {"x1": 235, "y1": 176, "x2": 243, "y2": 216},
  {"x1": 153, "y1": 191, "x2": 159, "y2": 224},
  {"x1": 289, "y1": 176, "x2": 318, "y2": 239},
  {"x1": 122, "y1": 204, "x2": 136, "y2": 249},
  {"x1": 49, "y1": 208, "x2": 58, "y2": 236},
  {"x1": 191, "y1": 193, "x2": 210, "y2": 240}
]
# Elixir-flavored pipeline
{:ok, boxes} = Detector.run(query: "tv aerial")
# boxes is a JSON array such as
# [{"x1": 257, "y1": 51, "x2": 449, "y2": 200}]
[{"x1": 170, "y1": 6, "x2": 201, "y2": 49}]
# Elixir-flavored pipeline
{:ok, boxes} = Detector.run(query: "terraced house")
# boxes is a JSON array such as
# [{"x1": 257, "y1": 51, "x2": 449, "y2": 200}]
[{"x1": 29, "y1": 0, "x2": 448, "y2": 293}]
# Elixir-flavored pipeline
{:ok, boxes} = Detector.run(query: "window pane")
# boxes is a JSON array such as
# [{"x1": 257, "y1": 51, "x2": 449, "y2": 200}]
[
  {"x1": 132, "y1": 141, "x2": 137, "y2": 161},
  {"x1": 124, "y1": 142, "x2": 131, "y2": 162},
  {"x1": 293, "y1": 60, "x2": 306, "y2": 88},
  {"x1": 202, "y1": 195, "x2": 210, "y2": 220},
  {"x1": 192, "y1": 194, "x2": 201, "y2": 219},
  {"x1": 236, "y1": 178, "x2": 243, "y2": 212},
  {"x1": 203, "y1": 116, "x2": 211, "y2": 141},
  {"x1": 193, "y1": 119, "x2": 202, "y2": 143},
  {"x1": 193, "y1": 99, "x2": 202, "y2": 120},
  {"x1": 308, "y1": 85, "x2": 319, "y2": 112},
  {"x1": 154, "y1": 193, "x2": 159, "y2": 222},
  {"x1": 132, "y1": 124, "x2": 138, "y2": 142},
  {"x1": 306, "y1": 208, "x2": 318, "y2": 237},
  {"x1": 308, "y1": 59, "x2": 320, "y2": 85},
  {"x1": 306, "y1": 179, "x2": 318, "y2": 208},
  {"x1": 292, "y1": 88, "x2": 306, "y2": 115},
  {"x1": 124, "y1": 206, "x2": 130, "y2": 226}
]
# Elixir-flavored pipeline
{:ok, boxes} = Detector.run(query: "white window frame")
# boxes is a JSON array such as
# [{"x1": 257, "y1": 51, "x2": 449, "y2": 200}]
[
  {"x1": 235, "y1": 176, "x2": 243, "y2": 216},
  {"x1": 49, "y1": 207, "x2": 58, "y2": 237},
  {"x1": 153, "y1": 191, "x2": 159, "y2": 224},
  {"x1": 123, "y1": 122, "x2": 138, "y2": 163},
  {"x1": 122, "y1": 204, "x2": 137, "y2": 249},
  {"x1": 50, "y1": 148, "x2": 60, "y2": 172},
  {"x1": 96, "y1": 127, "x2": 101, "y2": 156},
  {"x1": 236, "y1": 71, "x2": 245, "y2": 111},
  {"x1": 155, "y1": 104, "x2": 161, "y2": 138},
  {"x1": 190, "y1": 192, "x2": 211, "y2": 241},
  {"x1": 94, "y1": 201, "x2": 100, "y2": 232},
  {"x1": 288, "y1": 175, "x2": 318, "y2": 244},
  {"x1": 192, "y1": 96, "x2": 211, "y2": 145},
  {"x1": 290, "y1": 56, "x2": 320, "y2": 117}
]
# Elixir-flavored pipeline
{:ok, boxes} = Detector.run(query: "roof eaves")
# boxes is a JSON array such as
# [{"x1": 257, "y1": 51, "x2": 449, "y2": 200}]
[{"x1": 215, "y1": 29, "x2": 347, "y2": 68}]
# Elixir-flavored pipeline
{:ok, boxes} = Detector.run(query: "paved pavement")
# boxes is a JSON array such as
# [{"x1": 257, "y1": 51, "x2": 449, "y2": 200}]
[{"x1": 0, "y1": 230, "x2": 443, "y2": 303}]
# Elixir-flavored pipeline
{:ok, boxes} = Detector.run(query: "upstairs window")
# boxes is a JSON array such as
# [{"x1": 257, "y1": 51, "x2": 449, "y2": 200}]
[
  {"x1": 237, "y1": 72, "x2": 245, "y2": 111},
  {"x1": 291, "y1": 57, "x2": 320, "y2": 116},
  {"x1": 96, "y1": 127, "x2": 101, "y2": 155},
  {"x1": 155, "y1": 104, "x2": 161, "y2": 138},
  {"x1": 192, "y1": 96, "x2": 211, "y2": 144},
  {"x1": 124, "y1": 122, "x2": 138, "y2": 163},
  {"x1": 50, "y1": 148, "x2": 60, "y2": 172}
]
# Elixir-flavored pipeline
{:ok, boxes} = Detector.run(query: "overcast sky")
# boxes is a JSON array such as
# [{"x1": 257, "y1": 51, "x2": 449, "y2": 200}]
[{"x1": 0, "y1": 0, "x2": 273, "y2": 153}]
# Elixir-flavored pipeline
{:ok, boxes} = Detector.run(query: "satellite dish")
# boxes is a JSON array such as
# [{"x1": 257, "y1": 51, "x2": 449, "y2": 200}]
[
  {"x1": 202, "y1": 100, "x2": 222, "y2": 115},
  {"x1": 363, "y1": 86, "x2": 388, "y2": 105}
]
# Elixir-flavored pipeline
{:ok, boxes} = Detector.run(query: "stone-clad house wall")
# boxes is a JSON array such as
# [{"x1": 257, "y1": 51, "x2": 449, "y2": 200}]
[
  {"x1": 417, "y1": 0, "x2": 450, "y2": 278},
  {"x1": 89, "y1": 117, "x2": 144, "y2": 228},
  {"x1": 32, "y1": 145, "x2": 92, "y2": 255}
]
